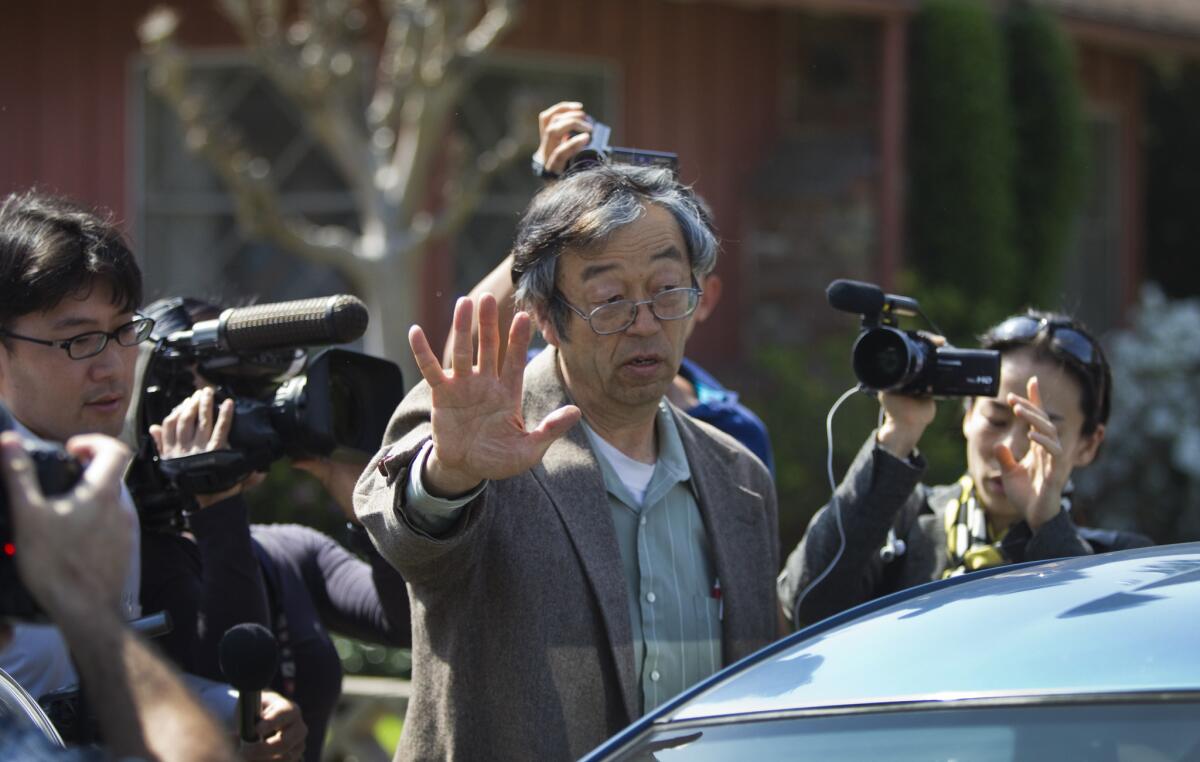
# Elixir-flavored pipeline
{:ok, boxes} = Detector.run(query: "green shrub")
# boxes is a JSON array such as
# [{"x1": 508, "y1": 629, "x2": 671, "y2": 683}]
[
  {"x1": 908, "y1": 0, "x2": 1016, "y2": 340},
  {"x1": 1006, "y1": 1, "x2": 1088, "y2": 308},
  {"x1": 1074, "y1": 286, "x2": 1200, "y2": 543}
]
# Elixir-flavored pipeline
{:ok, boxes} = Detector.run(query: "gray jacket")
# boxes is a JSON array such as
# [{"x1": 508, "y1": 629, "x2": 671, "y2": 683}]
[
  {"x1": 354, "y1": 348, "x2": 780, "y2": 761},
  {"x1": 777, "y1": 432, "x2": 1095, "y2": 627}
]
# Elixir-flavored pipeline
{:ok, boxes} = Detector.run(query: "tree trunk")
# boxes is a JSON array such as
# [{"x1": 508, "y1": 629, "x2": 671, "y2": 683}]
[{"x1": 361, "y1": 256, "x2": 422, "y2": 392}]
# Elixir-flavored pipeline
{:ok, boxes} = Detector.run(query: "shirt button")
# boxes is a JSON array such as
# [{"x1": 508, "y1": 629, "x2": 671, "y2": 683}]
[
  {"x1": 639, "y1": 517, "x2": 647, "y2": 526},
  {"x1": 650, "y1": 670, "x2": 661, "y2": 682},
  {"x1": 646, "y1": 592, "x2": 657, "y2": 603}
]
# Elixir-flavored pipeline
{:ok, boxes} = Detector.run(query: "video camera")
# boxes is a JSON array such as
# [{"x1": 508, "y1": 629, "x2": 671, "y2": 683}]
[
  {"x1": 0, "y1": 402, "x2": 82, "y2": 620},
  {"x1": 565, "y1": 120, "x2": 679, "y2": 175},
  {"x1": 828, "y1": 279, "x2": 1000, "y2": 398},
  {"x1": 128, "y1": 295, "x2": 404, "y2": 529}
]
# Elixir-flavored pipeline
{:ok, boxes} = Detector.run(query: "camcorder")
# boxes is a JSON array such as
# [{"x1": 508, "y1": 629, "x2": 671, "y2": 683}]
[
  {"x1": 565, "y1": 120, "x2": 679, "y2": 175},
  {"x1": 828, "y1": 279, "x2": 1000, "y2": 398},
  {"x1": 0, "y1": 402, "x2": 82, "y2": 620},
  {"x1": 128, "y1": 295, "x2": 404, "y2": 529}
]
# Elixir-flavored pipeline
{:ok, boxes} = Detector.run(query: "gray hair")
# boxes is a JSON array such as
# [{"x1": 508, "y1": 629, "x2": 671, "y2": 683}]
[{"x1": 511, "y1": 164, "x2": 718, "y2": 339}]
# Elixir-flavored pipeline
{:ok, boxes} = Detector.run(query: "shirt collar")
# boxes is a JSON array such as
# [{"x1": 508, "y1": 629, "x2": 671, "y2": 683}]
[{"x1": 583, "y1": 400, "x2": 692, "y2": 504}]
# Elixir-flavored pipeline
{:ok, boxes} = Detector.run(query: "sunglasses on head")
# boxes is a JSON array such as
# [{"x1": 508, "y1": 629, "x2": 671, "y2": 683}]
[{"x1": 987, "y1": 315, "x2": 1101, "y2": 369}]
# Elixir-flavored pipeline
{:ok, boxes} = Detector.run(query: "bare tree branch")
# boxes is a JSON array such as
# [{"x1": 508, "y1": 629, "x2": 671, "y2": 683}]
[
  {"x1": 458, "y1": 0, "x2": 517, "y2": 60},
  {"x1": 139, "y1": 10, "x2": 367, "y2": 281},
  {"x1": 419, "y1": 132, "x2": 524, "y2": 247}
]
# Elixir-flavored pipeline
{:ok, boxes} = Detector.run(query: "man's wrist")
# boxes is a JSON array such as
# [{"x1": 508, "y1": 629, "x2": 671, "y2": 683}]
[{"x1": 423, "y1": 449, "x2": 483, "y2": 498}]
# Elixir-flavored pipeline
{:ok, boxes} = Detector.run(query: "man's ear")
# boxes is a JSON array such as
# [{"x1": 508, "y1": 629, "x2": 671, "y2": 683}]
[
  {"x1": 695, "y1": 274, "x2": 723, "y2": 323},
  {"x1": 535, "y1": 308, "x2": 562, "y2": 348},
  {"x1": 1072, "y1": 423, "x2": 1106, "y2": 468}
]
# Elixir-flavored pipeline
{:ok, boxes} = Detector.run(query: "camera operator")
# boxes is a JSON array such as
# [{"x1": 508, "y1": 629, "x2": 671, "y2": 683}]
[
  {"x1": 0, "y1": 190, "x2": 307, "y2": 761},
  {"x1": 0, "y1": 430, "x2": 232, "y2": 761},
  {"x1": 136, "y1": 298, "x2": 410, "y2": 762},
  {"x1": 453, "y1": 101, "x2": 775, "y2": 472},
  {"x1": 778, "y1": 310, "x2": 1152, "y2": 628}
]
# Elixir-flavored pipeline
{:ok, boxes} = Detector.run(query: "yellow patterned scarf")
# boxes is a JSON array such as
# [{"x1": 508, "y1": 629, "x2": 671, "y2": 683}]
[{"x1": 943, "y1": 475, "x2": 1009, "y2": 578}]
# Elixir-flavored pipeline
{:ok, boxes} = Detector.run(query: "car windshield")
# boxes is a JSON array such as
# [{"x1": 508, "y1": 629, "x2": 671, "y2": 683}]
[{"x1": 610, "y1": 700, "x2": 1200, "y2": 762}]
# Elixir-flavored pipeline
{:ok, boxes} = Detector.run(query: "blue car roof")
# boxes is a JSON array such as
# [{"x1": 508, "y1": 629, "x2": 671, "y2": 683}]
[{"x1": 668, "y1": 542, "x2": 1200, "y2": 722}]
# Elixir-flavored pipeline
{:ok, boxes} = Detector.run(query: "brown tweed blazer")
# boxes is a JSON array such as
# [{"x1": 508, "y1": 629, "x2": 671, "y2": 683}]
[{"x1": 354, "y1": 348, "x2": 780, "y2": 761}]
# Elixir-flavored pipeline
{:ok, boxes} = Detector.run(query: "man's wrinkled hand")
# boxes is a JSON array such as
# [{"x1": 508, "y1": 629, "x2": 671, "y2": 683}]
[{"x1": 409, "y1": 294, "x2": 581, "y2": 497}]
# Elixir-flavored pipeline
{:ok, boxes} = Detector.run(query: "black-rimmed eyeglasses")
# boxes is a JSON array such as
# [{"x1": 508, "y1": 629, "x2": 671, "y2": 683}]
[
  {"x1": 558, "y1": 287, "x2": 703, "y2": 336},
  {"x1": 0, "y1": 316, "x2": 156, "y2": 360}
]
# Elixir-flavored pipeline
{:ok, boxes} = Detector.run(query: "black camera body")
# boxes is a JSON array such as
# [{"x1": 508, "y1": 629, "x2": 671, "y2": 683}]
[
  {"x1": 566, "y1": 121, "x2": 679, "y2": 174},
  {"x1": 0, "y1": 402, "x2": 82, "y2": 620},
  {"x1": 828, "y1": 279, "x2": 1000, "y2": 398},
  {"x1": 128, "y1": 296, "x2": 403, "y2": 528}
]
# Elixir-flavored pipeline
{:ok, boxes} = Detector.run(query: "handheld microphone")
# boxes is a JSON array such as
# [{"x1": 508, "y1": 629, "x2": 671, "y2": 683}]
[
  {"x1": 170, "y1": 295, "x2": 369, "y2": 353},
  {"x1": 218, "y1": 623, "x2": 279, "y2": 743}
]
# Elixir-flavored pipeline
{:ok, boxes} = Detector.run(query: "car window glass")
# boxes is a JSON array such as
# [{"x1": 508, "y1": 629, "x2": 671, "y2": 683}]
[{"x1": 613, "y1": 702, "x2": 1200, "y2": 762}]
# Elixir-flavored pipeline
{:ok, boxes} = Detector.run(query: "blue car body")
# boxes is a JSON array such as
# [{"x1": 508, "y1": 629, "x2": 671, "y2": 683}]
[{"x1": 584, "y1": 542, "x2": 1200, "y2": 761}]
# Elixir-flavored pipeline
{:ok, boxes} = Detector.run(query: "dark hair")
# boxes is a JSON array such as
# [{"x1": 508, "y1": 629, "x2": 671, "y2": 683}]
[
  {"x1": 511, "y1": 164, "x2": 718, "y2": 338},
  {"x1": 0, "y1": 190, "x2": 143, "y2": 333},
  {"x1": 980, "y1": 309, "x2": 1111, "y2": 435}
]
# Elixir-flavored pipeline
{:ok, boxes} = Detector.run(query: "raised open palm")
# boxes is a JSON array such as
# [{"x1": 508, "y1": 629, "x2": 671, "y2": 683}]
[
  {"x1": 409, "y1": 294, "x2": 581, "y2": 496},
  {"x1": 994, "y1": 376, "x2": 1070, "y2": 529}
]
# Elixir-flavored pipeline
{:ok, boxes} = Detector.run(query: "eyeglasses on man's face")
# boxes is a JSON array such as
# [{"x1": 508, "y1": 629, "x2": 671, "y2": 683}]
[
  {"x1": 558, "y1": 286, "x2": 703, "y2": 336},
  {"x1": 0, "y1": 316, "x2": 156, "y2": 360}
]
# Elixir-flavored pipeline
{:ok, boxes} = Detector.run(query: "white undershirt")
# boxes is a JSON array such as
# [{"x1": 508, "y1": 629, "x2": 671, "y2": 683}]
[{"x1": 583, "y1": 425, "x2": 656, "y2": 505}]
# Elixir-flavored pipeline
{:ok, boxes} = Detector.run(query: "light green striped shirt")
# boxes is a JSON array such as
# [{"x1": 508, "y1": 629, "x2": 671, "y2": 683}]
[{"x1": 583, "y1": 402, "x2": 722, "y2": 714}]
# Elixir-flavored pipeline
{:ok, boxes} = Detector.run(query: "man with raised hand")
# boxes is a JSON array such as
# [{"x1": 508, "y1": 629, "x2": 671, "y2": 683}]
[{"x1": 356, "y1": 164, "x2": 779, "y2": 760}]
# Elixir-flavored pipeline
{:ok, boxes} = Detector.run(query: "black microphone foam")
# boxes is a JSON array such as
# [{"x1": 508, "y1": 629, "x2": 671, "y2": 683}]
[
  {"x1": 827, "y1": 279, "x2": 885, "y2": 315},
  {"x1": 219, "y1": 295, "x2": 369, "y2": 352},
  {"x1": 218, "y1": 623, "x2": 279, "y2": 692}
]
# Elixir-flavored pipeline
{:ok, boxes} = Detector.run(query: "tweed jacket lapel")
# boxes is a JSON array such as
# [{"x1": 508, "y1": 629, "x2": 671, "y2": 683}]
[
  {"x1": 673, "y1": 407, "x2": 767, "y2": 664},
  {"x1": 521, "y1": 348, "x2": 640, "y2": 723}
]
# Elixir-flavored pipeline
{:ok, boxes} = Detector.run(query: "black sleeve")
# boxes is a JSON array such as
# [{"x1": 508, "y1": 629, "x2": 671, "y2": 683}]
[
  {"x1": 187, "y1": 496, "x2": 272, "y2": 681},
  {"x1": 261, "y1": 524, "x2": 411, "y2": 647},
  {"x1": 138, "y1": 529, "x2": 203, "y2": 673},
  {"x1": 777, "y1": 432, "x2": 928, "y2": 627}
]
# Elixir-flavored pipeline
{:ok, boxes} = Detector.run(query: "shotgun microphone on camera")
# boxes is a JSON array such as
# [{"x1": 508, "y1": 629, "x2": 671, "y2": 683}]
[
  {"x1": 169, "y1": 295, "x2": 369, "y2": 354},
  {"x1": 826, "y1": 279, "x2": 920, "y2": 321},
  {"x1": 219, "y1": 623, "x2": 279, "y2": 743}
]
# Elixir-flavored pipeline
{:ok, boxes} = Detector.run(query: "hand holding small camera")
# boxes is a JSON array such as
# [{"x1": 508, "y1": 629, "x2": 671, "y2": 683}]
[
  {"x1": 533, "y1": 101, "x2": 593, "y2": 178},
  {"x1": 0, "y1": 431, "x2": 133, "y2": 624},
  {"x1": 875, "y1": 334, "x2": 945, "y2": 459}
]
